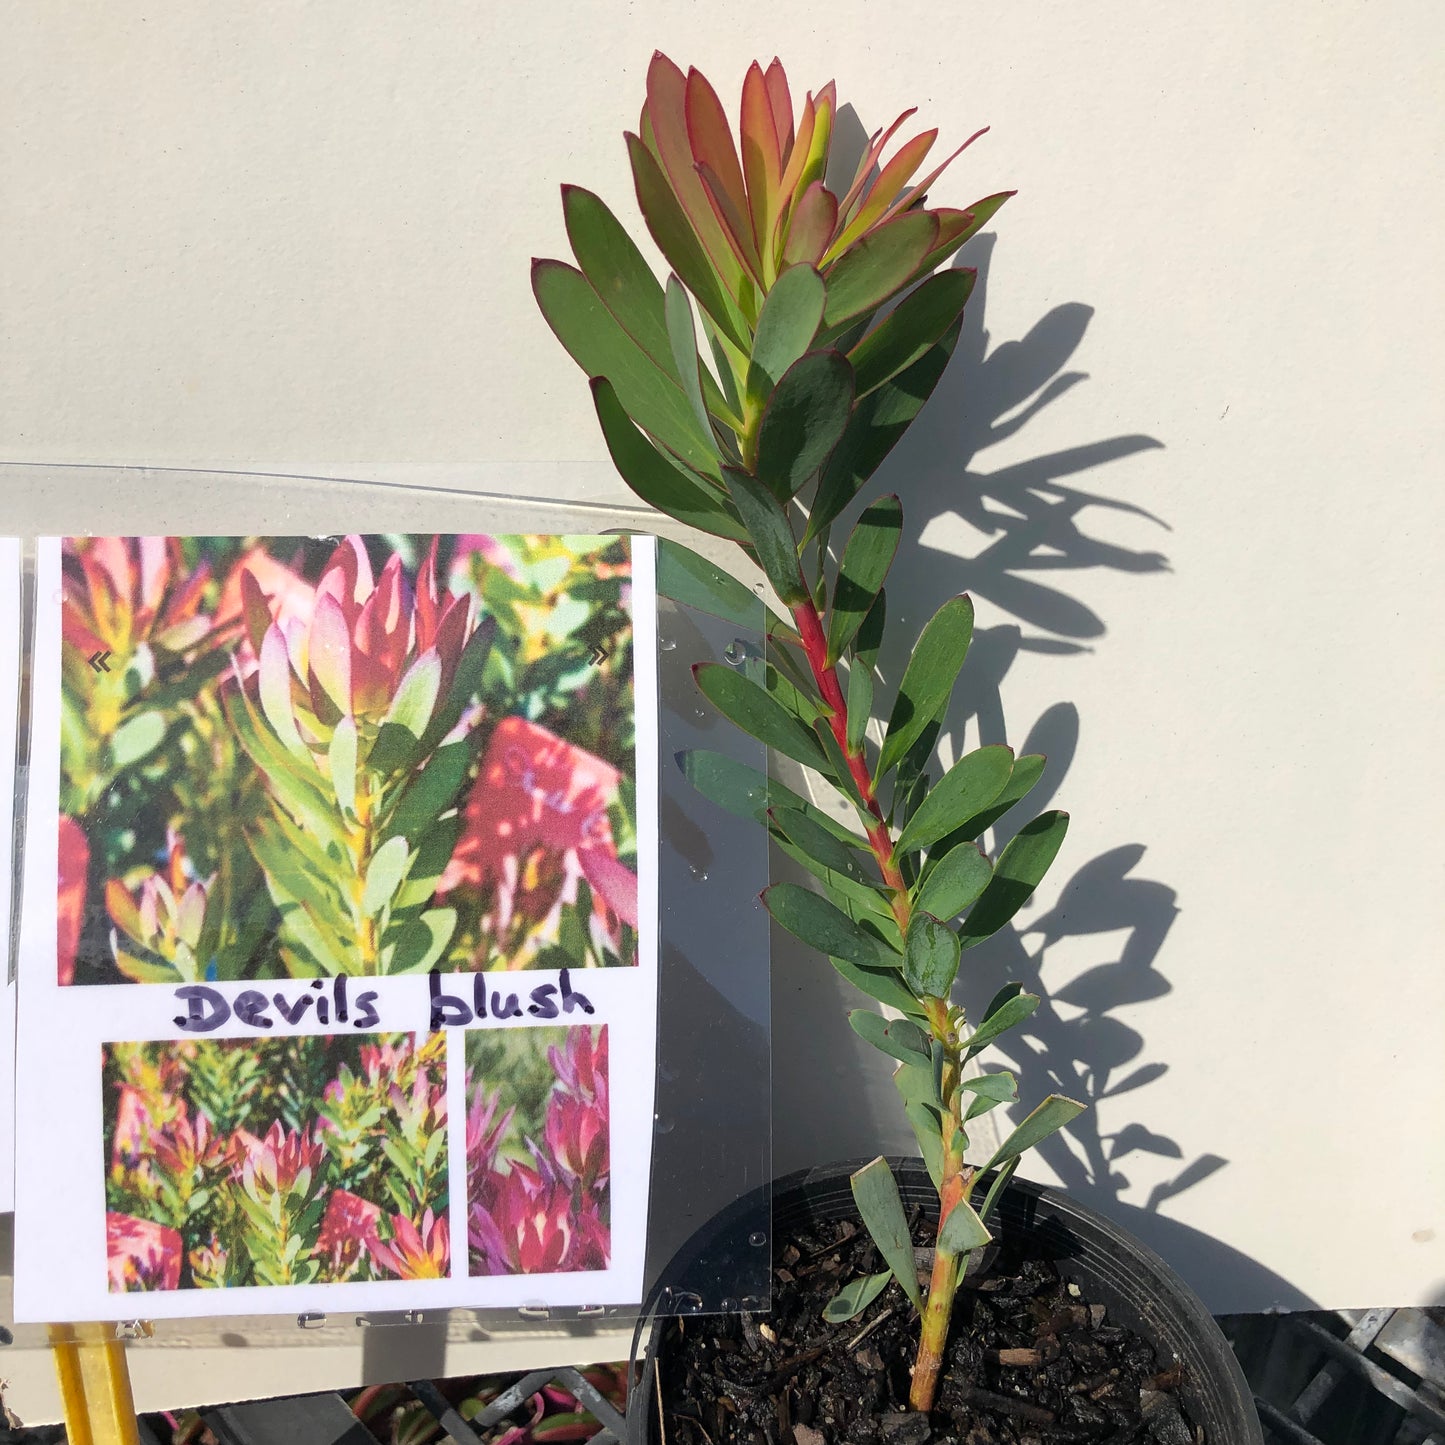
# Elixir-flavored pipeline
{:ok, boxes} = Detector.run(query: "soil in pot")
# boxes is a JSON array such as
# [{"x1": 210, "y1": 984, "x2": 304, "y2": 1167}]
[{"x1": 655, "y1": 1209, "x2": 1205, "y2": 1445}]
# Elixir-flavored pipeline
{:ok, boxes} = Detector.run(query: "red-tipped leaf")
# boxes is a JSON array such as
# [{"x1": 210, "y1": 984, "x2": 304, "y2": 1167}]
[
  {"x1": 645, "y1": 54, "x2": 748, "y2": 298},
  {"x1": 696, "y1": 160, "x2": 764, "y2": 281},
  {"x1": 835, "y1": 107, "x2": 917, "y2": 223},
  {"x1": 826, "y1": 128, "x2": 938, "y2": 260},
  {"x1": 919, "y1": 192, "x2": 1015, "y2": 271},
  {"x1": 780, "y1": 181, "x2": 838, "y2": 267},
  {"x1": 626, "y1": 132, "x2": 748, "y2": 350},
  {"x1": 740, "y1": 61, "x2": 783, "y2": 252},
  {"x1": 685, "y1": 67, "x2": 759, "y2": 277}
]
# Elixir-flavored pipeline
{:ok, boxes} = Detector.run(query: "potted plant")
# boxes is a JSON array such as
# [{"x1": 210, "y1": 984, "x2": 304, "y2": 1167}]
[{"x1": 533, "y1": 52, "x2": 1261, "y2": 1443}]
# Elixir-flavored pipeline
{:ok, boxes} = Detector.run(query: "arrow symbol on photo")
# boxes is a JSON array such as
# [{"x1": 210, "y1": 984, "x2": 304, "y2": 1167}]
[
  {"x1": 88, "y1": 649, "x2": 111, "y2": 673},
  {"x1": 588, "y1": 644, "x2": 609, "y2": 667}
]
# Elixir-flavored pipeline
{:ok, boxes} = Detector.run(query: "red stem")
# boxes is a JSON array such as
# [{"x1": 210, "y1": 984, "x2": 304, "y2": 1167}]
[{"x1": 790, "y1": 598, "x2": 911, "y2": 932}]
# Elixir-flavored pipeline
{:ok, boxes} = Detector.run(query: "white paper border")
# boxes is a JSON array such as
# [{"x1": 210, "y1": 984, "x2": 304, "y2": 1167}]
[{"x1": 0, "y1": 538, "x2": 22, "y2": 1211}]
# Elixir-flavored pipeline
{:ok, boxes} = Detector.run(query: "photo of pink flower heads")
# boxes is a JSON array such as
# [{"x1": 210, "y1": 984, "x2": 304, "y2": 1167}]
[
  {"x1": 102, "y1": 1033, "x2": 449, "y2": 1291},
  {"x1": 57, "y1": 533, "x2": 637, "y2": 983},
  {"x1": 466, "y1": 1027, "x2": 610, "y2": 1276}
]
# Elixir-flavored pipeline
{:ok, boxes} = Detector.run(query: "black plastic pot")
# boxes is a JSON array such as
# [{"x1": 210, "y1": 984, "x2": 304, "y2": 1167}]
[{"x1": 636, "y1": 1157, "x2": 1263, "y2": 1444}]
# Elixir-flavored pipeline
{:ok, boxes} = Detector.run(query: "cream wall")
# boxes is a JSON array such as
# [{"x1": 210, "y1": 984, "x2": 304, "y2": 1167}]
[{"x1": 3, "y1": 3, "x2": 1443, "y2": 1313}]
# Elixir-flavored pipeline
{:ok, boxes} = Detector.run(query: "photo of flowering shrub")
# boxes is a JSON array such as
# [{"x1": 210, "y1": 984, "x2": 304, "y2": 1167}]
[
  {"x1": 103, "y1": 1032, "x2": 449, "y2": 1291},
  {"x1": 58, "y1": 533, "x2": 638, "y2": 984},
  {"x1": 467, "y1": 1027, "x2": 610, "y2": 1276}
]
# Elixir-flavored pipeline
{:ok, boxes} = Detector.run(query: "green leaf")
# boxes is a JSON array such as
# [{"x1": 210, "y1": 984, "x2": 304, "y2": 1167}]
[
  {"x1": 984, "y1": 1095, "x2": 1087, "y2": 1173},
  {"x1": 275, "y1": 896, "x2": 353, "y2": 976},
  {"x1": 383, "y1": 738, "x2": 474, "y2": 843},
  {"x1": 823, "y1": 1270, "x2": 892, "y2": 1323},
  {"x1": 848, "y1": 268, "x2": 975, "y2": 396},
  {"x1": 915, "y1": 843, "x2": 993, "y2": 921},
  {"x1": 854, "y1": 590, "x2": 887, "y2": 672},
  {"x1": 694, "y1": 663, "x2": 826, "y2": 770},
  {"x1": 420, "y1": 615, "x2": 496, "y2": 755},
  {"x1": 805, "y1": 319, "x2": 962, "y2": 545},
  {"x1": 902, "y1": 912, "x2": 961, "y2": 998},
  {"x1": 591, "y1": 380, "x2": 747, "y2": 543},
  {"x1": 762, "y1": 881, "x2": 897, "y2": 973},
  {"x1": 895, "y1": 746, "x2": 1014, "y2": 856},
  {"x1": 367, "y1": 719, "x2": 423, "y2": 777},
  {"x1": 770, "y1": 831, "x2": 897, "y2": 937},
  {"x1": 963, "y1": 1070, "x2": 1018, "y2": 1121},
  {"x1": 937, "y1": 1196, "x2": 992, "y2": 1255},
  {"x1": 386, "y1": 908, "x2": 457, "y2": 974},
  {"x1": 811, "y1": 714, "x2": 867, "y2": 809},
  {"x1": 755, "y1": 350, "x2": 856, "y2": 501},
  {"x1": 848, "y1": 1009, "x2": 930, "y2": 1066},
  {"x1": 768, "y1": 805, "x2": 871, "y2": 884},
  {"x1": 893, "y1": 1058, "x2": 943, "y2": 1112},
  {"x1": 361, "y1": 835, "x2": 411, "y2": 917},
  {"x1": 977, "y1": 1157, "x2": 1019, "y2": 1227},
  {"x1": 963, "y1": 990, "x2": 1040, "y2": 1059},
  {"x1": 563, "y1": 185, "x2": 678, "y2": 383},
  {"x1": 929, "y1": 753, "x2": 1048, "y2": 855},
  {"x1": 258, "y1": 626, "x2": 306, "y2": 757},
  {"x1": 921, "y1": 192, "x2": 1014, "y2": 274},
  {"x1": 328, "y1": 715, "x2": 358, "y2": 819},
  {"x1": 722, "y1": 466, "x2": 808, "y2": 604},
  {"x1": 828, "y1": 952, "x2": 926, "y2": 1018},
  {"x1": 664, "y1": 275, "x2": 716, "y2": 443},
  {"x1": 850, "y1": 1158, "x2": 924, "y2": 1314},
  {"x1": 384, "y1": 651, "x2": 442, "y2": 742},
  {"x1": 903, "y1": 1101, "x2": 944, "y2": 1190},
  {"x1": 878, "y1": 595, "x2": 975, "y2": 778},
  {"x1": 828, "y1": 496, "x2": 902, "y2": 665},
  {"x1": 656, "y1": 540, "x2": 764, "y2": 628},
  {"x1": 822, "y1": 212, "x2": 938, "y2": 330},
  {"x1": 532, "y1": 258, "x2": 721, "y2": 478},
  {"x1": 960, "y1": 811, "x2": 1070, "y2": 949},
  {"x1": 846, "y1": 661, "x2": 874, "y2": 753},
  {"x1": 746, "y1": 263, "x2": 825, "y2": 401},
  {"x1": 110, "y1": 709, "x2": 166, "y2": 771},
  {"x1": 678, "y1": 748, "x2": 867, "y2": 847},
  {"x1": 392, "y1": 815, "x2": 461, "y2": 908}
]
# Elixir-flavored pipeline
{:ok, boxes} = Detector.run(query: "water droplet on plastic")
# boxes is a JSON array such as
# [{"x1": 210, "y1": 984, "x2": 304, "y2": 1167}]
[
  {"x1": 748, "y1": 1231, "x2": 767, "y2": 1248},
  {"x1": 720, "y1": 1297, "x2": 739, "y2": 1313},
  {"x1": 655, "y1": 1115, "x2": 675, "y2": 1135},
  {"x1": 659, "y1": 637, "x2": 677, "y2": 652},
  {"x1": 724, "y1": 641, "x2": 745, "y2": 665}
]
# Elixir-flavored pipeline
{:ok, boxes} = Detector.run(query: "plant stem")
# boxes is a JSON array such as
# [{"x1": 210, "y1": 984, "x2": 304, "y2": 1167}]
[
  {"x1": 789, "y1": 591, "x2": 967, "y2": 1413},
  {"x1": 789, "y1": 598, "x2": 911, "y2": 933}
]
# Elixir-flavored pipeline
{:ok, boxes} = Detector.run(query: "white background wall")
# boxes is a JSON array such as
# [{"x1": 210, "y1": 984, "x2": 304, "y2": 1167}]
[{"x1": 4, "y1": 2, "x2": 1443, "y2": 1314}]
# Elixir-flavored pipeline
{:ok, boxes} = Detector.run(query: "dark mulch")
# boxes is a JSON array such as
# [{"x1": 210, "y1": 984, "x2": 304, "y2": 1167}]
[{"x1": 656, "y1": 1211, "x2": 1203, "y2": 1445}]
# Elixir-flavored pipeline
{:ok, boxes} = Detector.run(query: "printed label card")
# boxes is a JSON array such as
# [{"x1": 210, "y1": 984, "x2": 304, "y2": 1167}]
[
  {"x1": 1, "y1": 539, "x2": 21, "y2": 1211},
  {"x1": 14, "y1": 533, "x2": 658, "y2": 1320}
]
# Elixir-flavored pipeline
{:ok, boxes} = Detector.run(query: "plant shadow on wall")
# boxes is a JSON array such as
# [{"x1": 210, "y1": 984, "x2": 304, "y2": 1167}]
[{"x1": 766, "y1": 136, "x2": 1314, "y2": 1305}]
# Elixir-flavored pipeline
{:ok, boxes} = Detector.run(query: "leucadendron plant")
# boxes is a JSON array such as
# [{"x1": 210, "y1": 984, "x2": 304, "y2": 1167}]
[{"x1": 535, "y1": 52, "x2": 1085, "y2": 1415}]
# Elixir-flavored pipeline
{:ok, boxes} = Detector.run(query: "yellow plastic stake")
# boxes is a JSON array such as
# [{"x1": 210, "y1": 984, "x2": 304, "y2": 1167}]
[{"x1": 48, "y1": 1323, "x2": 143, "y2": 1445}]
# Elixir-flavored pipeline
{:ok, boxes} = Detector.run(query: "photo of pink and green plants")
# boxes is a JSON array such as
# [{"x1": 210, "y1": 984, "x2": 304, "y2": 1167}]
[
  {"x1": 58, "y1": 533, "x2": 638, "y2": 984},
  {"x1": 103, "y1": 1032, "x2": 449, "y2": 1291},
  {"x1": 467, "y1": 1026, "x2": 610, "y2": 1276}
]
